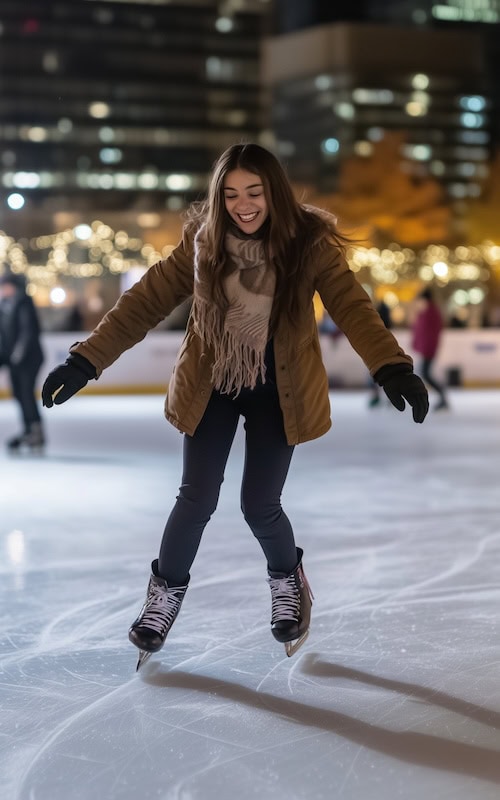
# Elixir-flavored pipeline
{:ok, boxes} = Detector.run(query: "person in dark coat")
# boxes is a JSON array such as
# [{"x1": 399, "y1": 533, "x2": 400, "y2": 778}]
[
  {"x1": 368, "y1": 298, "x2": 393, "y2": 407},
  {"x1": 0, "y1": 272, "x2": 45, "y2": 450},
  {"x1": 412, "y1": 287, "x2": 449, "y2": 411}
]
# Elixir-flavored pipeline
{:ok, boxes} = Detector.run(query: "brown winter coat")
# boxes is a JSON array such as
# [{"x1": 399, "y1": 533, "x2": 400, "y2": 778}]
[{"x1": 71, "y1": 225, "x2": 412, "y2": 445}]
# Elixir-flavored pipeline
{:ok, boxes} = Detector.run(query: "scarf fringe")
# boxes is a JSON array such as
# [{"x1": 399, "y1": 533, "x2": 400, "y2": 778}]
[
  {"x1": 212, "y1": 330, "x2": 266, "y2": 395},
  {"x1": 192, "y1": 224, "x2": 274, "y2": 395},
  {"x1": 193, "y1": 299, "x2": 266, "y2": 394}
]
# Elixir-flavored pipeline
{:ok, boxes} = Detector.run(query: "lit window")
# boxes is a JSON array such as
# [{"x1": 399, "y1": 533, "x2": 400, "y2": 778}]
[
  {"x1": 367, "y1": 127, "x2": 384, "y2": 141},
  {"x1": 1, "y1": 150, "x2": 16, "y2": 167},
  {"x1": 411, "y1": 91, "x2": 430, "y2": 106},
  {"x1": 114, "y1": 174, "x2": 136, "y2": 189},
  {"x1": 42, "y1": 51, "x2": 59, "y2": 72},
  {"x1": 89, "y1": 102, "x2": 111, "y2": 119},
  {"x1": 405, "y1": 101, "x2": 427, "y2": 117},
  {"x1": 7, "y1": 193, "x2": 25, "y2": 210},
  {"x1": 99, "y1": 126, "x2": 115, "y2": 142},
  {"x1": 165, "y1": 174, "x2": 192, "y2": 190},
  {"x1": 276, "y1": 141, "x2": 295, "y2": 156},
  {"x1": 13, "y1": 172, "x2": 41, "y2": 188},
  {"x1": 457, "y1": 162, "x2": 476, "y2": 177},
  {"x1": 315, "y1": 75, "x2": 333, "y2": 90},
  {"x1": 167, "y1": 197, "x2": 184, "y2": 210},
  {"x1": 321, "y1": 138, "x2": 340, "y2": 155},
  {"x1": 461, "y1": 112, "x2": 484, "y2": 128},
  {"x1": 404, "y1": 144, "x2": 432, "y2": 161},
  {"x1": 27, "y1": 127, "x2": 48, "y2": 142},
  {"x1": 98, "y1": 174, "x2": 114, "y2": 189},
  {"x1": 138, "y1": 173, "x2": 159, "y2": 190},
  {"x1": 352, "y1": 88, "x2": 394, "y2": 104},
  {"x1": 57, "y1": 118, "x2": 73, "y2": 133},
  {"x1": 449, "y1": 183, "x2": 467, "y2": 198},
  {"x1": 226, "y1": 110, "x2": 247, "y2": 126},
  {"x1": 458, "y1": 130, "x2": 489, "y2": 145},
  {"x1": 334, "y1": 102, "x2": 355, "y2": 120},
  {"x1": 459, "y1": 96, "x2": 486, "y2": 112},
  {"x1": 206, "y1": 56, "x2": 234, "y2": 80},
  {"x1": 411, "y1": 73, "x2": 429, "y2": 90},
  {"x1": 215, "y1": 16, "x2": 234, "y2": 33},
  {"x1": 99, "y1": 148, "x2": 122, "y2": 164},
  {"x1": 354, "y1": 141, "x2": 373, "y2": 156},
  {"x1": 431, "y1": 161, "x2": 445, "y2": 176}
]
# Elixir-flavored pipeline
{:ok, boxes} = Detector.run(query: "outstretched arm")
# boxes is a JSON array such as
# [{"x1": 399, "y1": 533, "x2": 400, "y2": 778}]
[
  {"x1": 314, "y1": 241, "x2": 428, "y2": 423},
  {"x1": 42, "y1": 230, "x2": 195, "y2": 407}
]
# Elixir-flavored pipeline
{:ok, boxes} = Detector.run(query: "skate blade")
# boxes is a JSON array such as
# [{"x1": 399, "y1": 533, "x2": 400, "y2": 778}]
[
  {"x1": 285, "y1": 629, "x2": 309, "y2": 657},
  {"x1": 136, "y1": 650, "x2": 153, "y2": 671}
]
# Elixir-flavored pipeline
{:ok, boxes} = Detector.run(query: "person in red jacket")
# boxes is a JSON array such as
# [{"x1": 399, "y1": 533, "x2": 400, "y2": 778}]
[{"x1": 412, "y1": 287, "x2": 449, "y2": 410}]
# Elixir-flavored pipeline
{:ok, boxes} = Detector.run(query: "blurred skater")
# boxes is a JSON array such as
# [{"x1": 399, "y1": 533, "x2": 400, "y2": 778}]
[
  {"x1": 0, "y1": 272, "x2": 45, "y2": 451},
  {"x1": 41, "y1": 143, "x2": 429, "y2": 668},
  {"x1": 368, "y1": 298, "x2": 392, "y2": 407},
  {"x1": 412, "y1": 287, "x2": 449, "y2": 411}
]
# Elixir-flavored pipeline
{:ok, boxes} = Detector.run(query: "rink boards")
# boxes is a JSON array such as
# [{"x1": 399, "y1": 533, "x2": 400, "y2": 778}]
[{"x1": 0, "y1": 328, "x2": 499, "y2": 396}]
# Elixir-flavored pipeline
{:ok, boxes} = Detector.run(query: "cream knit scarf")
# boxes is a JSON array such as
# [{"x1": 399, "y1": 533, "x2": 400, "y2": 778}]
[{"x1": 192, "y1": 224, "x2": 276, "y2": 395}]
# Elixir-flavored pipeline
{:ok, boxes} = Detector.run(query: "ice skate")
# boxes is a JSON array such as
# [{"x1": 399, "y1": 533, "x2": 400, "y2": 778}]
[
  {"x1": 7, "y1": 422, "x2": 45, "y2": 454},
  {"x1": 267, "y1": 548, "x2": 313, "y2": 657},
  {"x1": 128, "y1": 560, "x2": 189, "y2": 671}
]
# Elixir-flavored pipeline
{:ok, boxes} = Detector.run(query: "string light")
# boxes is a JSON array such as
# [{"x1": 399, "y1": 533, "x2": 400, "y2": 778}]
[
  {"x1": 0, "y1": 221, "x2": 166, "y2": 289},
  {"x1": 0, "y1": 223, "x2": 498, "y2": 295}
]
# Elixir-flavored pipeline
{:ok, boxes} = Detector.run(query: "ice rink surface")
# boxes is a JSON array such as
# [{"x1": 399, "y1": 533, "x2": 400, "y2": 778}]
[{"x1": 1, "y1": 389, "x2": 499, "y2": 800}]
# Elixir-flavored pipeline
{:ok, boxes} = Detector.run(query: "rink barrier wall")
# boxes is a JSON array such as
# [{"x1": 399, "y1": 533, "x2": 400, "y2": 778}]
[{"x1": 0, "y1": 329, "x2": 499, "y2": 398}]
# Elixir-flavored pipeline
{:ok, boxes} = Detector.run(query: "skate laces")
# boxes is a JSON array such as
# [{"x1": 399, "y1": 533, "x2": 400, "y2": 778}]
[
  {"x1": 139, "y1": 582, "x2": 185, "y2": 635},
  {"x1": 268, "y1": 574, "x2": 301, "y2": 623}
]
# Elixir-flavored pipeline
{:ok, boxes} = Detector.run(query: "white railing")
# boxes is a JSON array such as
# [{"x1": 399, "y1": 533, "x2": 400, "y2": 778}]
[{"x1": 1, "y1": 328, "x2": 499, "y2": 396}]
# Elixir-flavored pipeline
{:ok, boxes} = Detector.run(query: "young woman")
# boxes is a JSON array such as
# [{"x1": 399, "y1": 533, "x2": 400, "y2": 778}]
[{"x1": 42, "y1": 143, "x2": 429, "y2": 669}]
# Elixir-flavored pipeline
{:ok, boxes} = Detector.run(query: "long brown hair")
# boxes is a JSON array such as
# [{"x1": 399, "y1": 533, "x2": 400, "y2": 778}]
[{"x1": 185, "y1": 142, "x2": 348, "y2": 325}]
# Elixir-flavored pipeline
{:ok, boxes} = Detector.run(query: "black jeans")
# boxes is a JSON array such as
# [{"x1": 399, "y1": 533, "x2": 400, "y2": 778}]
[
  {"x1": 158, "y1": 381, "x2": 297, "y2": 585},
  {"x1": 9, "y1": 362, "x2": 42, "y2": 429},
  {"x1": 420, "y1": 357, "x2": 446, "y2": 401}
]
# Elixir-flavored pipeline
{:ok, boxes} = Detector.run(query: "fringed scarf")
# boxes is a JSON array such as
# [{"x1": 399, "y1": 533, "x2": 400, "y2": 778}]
[{"x1": 192, "y1": 224, "x2": 276, "y2": 395}]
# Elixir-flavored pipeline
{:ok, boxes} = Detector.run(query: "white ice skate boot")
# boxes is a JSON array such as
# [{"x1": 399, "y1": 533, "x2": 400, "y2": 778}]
[
  {"x1": 128, "y1": 560, "x2": 189, "y2": 671},
  {"x1": 267, "y1": 548, "x2": 314, "y2": 657}
]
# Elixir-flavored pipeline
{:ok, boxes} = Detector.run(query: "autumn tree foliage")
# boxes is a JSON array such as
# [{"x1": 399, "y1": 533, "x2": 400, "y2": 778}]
[{"x1": 465, "y1": 149, "x2": 500, "y2": 244}]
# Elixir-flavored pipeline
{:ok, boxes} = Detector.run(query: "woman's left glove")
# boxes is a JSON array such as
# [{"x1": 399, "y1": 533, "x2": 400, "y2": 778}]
[{"x1": 373, "y1": 364, "x2": 429, "y2": 423}]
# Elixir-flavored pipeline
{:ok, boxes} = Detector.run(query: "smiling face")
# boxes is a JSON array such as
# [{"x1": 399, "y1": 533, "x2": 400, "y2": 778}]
[{"x1": 223, "y1": 168, "x2": 269, "y2": 234}]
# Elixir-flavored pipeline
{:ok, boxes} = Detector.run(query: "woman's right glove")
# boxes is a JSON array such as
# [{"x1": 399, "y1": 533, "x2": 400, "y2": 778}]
[
  {"x1": 373, "y1": 363, "x2": 429, "y2": 423},
  {"x1": 42, "y1": 352, "x2": 97, "y2": 407}
]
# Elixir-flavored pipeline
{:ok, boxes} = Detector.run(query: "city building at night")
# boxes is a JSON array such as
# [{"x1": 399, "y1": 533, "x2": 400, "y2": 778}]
[
  {"x1": 0, "y1": 0, "x2": 273, "y2": 238},
  {"x1": 263, "y1": 20, "x2": 492, "y2": 202},
  {"x1": 1, "y1": 1, "x2": 499, "y2": 327}
]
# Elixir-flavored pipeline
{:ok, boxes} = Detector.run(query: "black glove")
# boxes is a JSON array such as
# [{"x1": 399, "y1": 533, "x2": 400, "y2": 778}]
[
  {"x1": 374, "y1": 363, "x2": 429, "y2": 423},
  {"x1": 42, "y1": 353, "x2": 97, "y2": 408}
]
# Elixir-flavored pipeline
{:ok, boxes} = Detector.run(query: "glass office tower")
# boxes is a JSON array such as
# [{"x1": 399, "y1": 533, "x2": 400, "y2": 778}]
[{"x1": 0, "y1": 0, "x2": 273, "y2": 233}]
